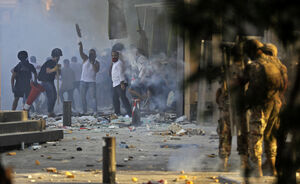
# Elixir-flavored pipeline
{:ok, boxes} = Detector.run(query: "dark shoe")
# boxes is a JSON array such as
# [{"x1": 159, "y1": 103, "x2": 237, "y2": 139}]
[{"x1": 48, "y1": 112, "x2": 56, "y2": 118}]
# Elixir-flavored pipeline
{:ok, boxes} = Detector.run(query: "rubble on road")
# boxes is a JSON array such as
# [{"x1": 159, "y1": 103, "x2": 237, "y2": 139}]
[
  {"x1": 168, "y1": 123, "x2": 205, "y2": 136},
  {"x1": 34, "y1": 111, "x2": 207, "y2": 140},
  {"x1": 160, "y1": 144, "x2": 200, "y2": 149}
]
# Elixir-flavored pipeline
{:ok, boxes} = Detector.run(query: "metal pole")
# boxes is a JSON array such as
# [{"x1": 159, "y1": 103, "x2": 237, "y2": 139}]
[
  {"x1": 63, "y1": 101, "x2": 72, "y2": 126},
  {"x1": 102, "y1": 137, "x2": 116, "y2": 184}
]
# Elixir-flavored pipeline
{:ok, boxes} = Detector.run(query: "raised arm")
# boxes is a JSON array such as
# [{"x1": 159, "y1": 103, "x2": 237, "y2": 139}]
[{"x1": 79, "y1": 42, "x2": 88, "y2": 62}]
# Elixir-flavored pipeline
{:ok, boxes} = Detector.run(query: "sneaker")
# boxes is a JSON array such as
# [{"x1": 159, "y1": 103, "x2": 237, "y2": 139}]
[{"x1": 48, "y1": 112, "x2": 56, "y2": 118}]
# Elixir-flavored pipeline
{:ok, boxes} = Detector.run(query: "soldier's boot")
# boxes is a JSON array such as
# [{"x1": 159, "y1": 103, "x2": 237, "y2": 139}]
[
  {"x1": 223, "y1": 157, "x2": 229, "y2": 172},
  {"x1": 253, "y1": 158, "x2": 263, "y2": 177},
  {"x1": 240, "y1": 155, "x2": 249, "y2": 170},
  {"x1": 262, "y1": 160, "x2": 270, "y2": 175},
  {"x1": 218, "y1": 157, "x2": 229, "y2": 172},
  {"x1": 270, "y1": 157, "x2": 277, "y2": 176}
]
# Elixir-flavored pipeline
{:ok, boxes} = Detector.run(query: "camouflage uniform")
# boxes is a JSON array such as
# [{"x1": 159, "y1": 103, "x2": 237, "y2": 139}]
[
  {"x1": 216, "y1": 82, "x2": 232, "y2": 159},
  {"x1": 229, "y1": 62, "x2": 248, "y2": 157},
  {"x1": 245, "y1": 50, "x2": 283, "y2": 176},
  {"x1": 261, "y1": 43, "x2": 288, "y2": 175}
]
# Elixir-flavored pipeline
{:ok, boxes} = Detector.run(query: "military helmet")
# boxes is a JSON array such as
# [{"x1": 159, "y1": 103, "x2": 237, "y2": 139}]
[
  {"x1": 51, "y1": 48, "x2": 63, "y2": 57},
  {"x1": 262, "y1": 43, "x2": 278, "y2": 57},
  {"x1": 243, "y1": 39, "x2": 263, "y2": 52},
  {"x1": 112, "y1": 43, "x2": 125, "y2": 52},
  {"x1": 243, "y1": 39, "x2": 263, "y2": 59}
]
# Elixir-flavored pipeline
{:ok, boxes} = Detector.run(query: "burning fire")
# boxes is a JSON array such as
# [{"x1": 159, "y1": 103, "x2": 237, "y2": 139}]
[{"x1": 44, "y1": 0, "x2": 53, "y2": 12}]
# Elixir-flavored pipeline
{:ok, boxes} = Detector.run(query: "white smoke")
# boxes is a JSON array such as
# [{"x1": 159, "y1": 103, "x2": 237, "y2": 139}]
[{"x1": 0, "y1": 0, "x2": 110, "y2": 110}]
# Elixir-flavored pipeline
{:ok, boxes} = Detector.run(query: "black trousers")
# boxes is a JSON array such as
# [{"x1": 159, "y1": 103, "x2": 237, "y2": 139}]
[{"x1": 113, "y1": 84, "x2": 131, "y2": 116}]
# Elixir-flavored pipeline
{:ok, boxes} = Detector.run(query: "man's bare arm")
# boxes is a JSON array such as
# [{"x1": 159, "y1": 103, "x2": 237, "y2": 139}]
[
  {"x1": 79, "y1": 42, "x2": 88, "y2": 62},
  {"x1": 33, "y1": 71, "x2": 37, "y2": 83},
  {"x1": 46, "y1": 65, "x2": 58, "y2": 74},
  {"x1": 11, "y1": 72, "x2": 16, "y2": 91},
  {"x1": 93, "y1": 61, "x2": 100, "y2": 73}
]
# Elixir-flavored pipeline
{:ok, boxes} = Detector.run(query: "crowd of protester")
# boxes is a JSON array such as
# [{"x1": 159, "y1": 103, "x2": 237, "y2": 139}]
[{"x1": 10, "y1": 43, "x2": 178, "y2": 117}]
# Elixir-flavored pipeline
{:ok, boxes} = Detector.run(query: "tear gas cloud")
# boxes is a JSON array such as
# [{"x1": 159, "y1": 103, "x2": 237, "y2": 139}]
[
  {"x1": 0, "y1": 0, "x2": 184, "y2": 113},
  {"x1": 0, "y1": 0, "x2": 110, "y2": 109}
]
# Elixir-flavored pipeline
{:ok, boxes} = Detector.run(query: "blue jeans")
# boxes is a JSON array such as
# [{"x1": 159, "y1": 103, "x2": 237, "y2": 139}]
[
  {"x1": 42, "y1": 81, "x2": 57, "y2": 113},
  {"x1": 80, "y1": 81, "x2": 97, "y2": 113},
  {"x1": 59, "y1": 88, "x2": 75, "y2": 109}
]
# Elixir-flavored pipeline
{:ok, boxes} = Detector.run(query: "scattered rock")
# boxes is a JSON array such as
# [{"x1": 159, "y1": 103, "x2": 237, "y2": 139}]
[
  {"x1": 7, "y1": 152, "x2": 16, "y2": 156},
  {"x1": 132, "y1": 177, "x2": 138, "y2": 182},
  {"x1": 179, "y1": 175, "x2": 188, "y2": 180},
  {"x1": 76, "y1": 147, "x2": 82, "y2": 151},
  {"x1": 175, "y1": 115, "x2": 187, "y2": 123},
  {"x1": 65, "y1": 171, "x2": 75, "y2": 178},
  {"x1": 168, "y1": 123, "x2": 183, "y2": 134},
  {"x1": 46, "y1": 167, "x2": 57, "y2": 173},
  {"x1": 186, "y1": 128, "x2": 205, "y2": 136},
  {"x1": 207, "y1": 154, "x2": 217, "y2": 158}
]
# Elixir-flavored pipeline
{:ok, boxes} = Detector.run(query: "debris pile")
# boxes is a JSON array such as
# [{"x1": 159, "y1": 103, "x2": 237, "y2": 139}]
[{"x1": 168, "y1": 123, "x2": 205, "y2": 136}]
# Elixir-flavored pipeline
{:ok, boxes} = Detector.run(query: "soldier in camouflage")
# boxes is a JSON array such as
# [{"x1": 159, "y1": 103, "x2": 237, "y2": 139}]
[
  {"x1": 230, "y1": 44, "x2": 249, "y2": 171},
  {"x1": 216, "y1": 44, "x2": 249, "y2": 172},
  {"x1": 243, "y1": 39, "x2": 283, "y2": 177},
  {"x1": 216, "y1": 79, "x2": 231, "y2": 171},
  {"x1": 259, "y1": 43, "x2": 288, "y2": 176}
]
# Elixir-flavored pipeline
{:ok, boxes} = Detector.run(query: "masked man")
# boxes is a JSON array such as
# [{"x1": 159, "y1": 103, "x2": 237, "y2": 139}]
[{"x1": 78, "y1": 42, "x2": 100, "y2": 114}]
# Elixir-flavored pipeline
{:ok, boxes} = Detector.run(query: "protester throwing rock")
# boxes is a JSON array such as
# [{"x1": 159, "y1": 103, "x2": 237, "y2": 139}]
[{"x1": 78, "y1": 41, "x2": 100, "y2": 115}]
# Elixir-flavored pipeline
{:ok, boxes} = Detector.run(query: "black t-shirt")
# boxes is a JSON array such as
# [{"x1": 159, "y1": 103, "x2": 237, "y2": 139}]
[
  {"x1": 13, "y1": 61, "x2": 36, "y2": 87},
  {"x1": 38, "y1": 59, "x2": 57, "y2": 82}
]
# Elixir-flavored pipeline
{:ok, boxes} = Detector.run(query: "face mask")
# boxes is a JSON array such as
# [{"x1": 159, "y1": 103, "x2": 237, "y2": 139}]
[
  {"x1": 89, "y1": 53, "x2": 96, "y2": 60},
  {"x1": 112, "y1": 58, "x2": 118, "y2": 62},
  {"x1": 21, "y1": 58, "x2": 29, "y2": 64}
]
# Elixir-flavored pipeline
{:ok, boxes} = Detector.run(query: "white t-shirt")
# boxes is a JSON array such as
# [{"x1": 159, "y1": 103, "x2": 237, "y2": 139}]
[
  {"x1": 111, "y1": 60, "x2": 125, "y2": 87},
  {"x1": 80, "y1": 60, "x2": 97, "y2": 82}
]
